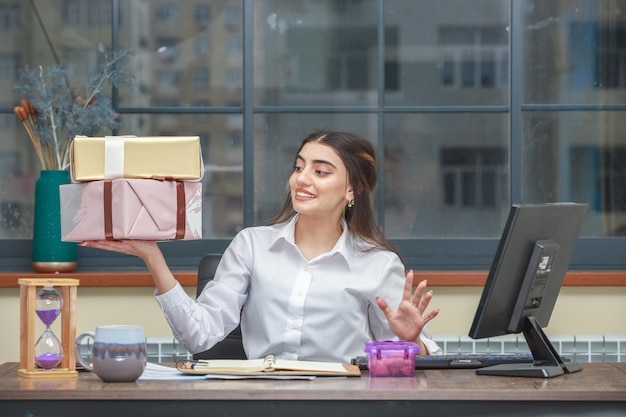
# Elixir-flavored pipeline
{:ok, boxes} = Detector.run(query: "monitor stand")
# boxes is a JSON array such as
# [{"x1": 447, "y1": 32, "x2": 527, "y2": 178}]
[{"x1": 476, "y1": 316, "x2": 582, "y2": 378}]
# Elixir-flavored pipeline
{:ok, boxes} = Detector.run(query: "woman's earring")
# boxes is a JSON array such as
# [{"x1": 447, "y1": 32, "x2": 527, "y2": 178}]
[{"x1": 347, "y1": 199, "x2": 354, "y2": 208}]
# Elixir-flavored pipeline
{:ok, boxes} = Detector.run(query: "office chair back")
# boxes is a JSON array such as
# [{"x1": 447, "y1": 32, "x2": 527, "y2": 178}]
[{"x1": 192, "y1": 253, "x2": 247, "y2": 360}]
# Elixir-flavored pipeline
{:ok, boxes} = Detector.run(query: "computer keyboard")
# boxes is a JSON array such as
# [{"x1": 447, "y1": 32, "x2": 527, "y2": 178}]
[{"x1": 351, "y1": 353, "x2": 534, "y2": 370}]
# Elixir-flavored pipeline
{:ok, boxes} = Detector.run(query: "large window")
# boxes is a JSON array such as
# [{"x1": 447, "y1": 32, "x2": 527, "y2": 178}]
[{"x1": 0, "y1": 0, "x2": 625, "y2": 272}]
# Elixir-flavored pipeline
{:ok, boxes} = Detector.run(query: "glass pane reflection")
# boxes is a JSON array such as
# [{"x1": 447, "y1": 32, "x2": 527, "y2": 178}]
[
  {"x1": 384, "y1": 0, "x2": 509, "y2": 106},
  {"x1": 523, "y1": 0, "x2": 626, "y2": 105},
  {"x1": 253, "y1": 0, "x2": 379, "y2": 107},
  {"x1": 384, "y1": 113, "x2": 509, "y2": 238},
  {"x1": 0, "y1": 0, "x2": 113, "y2": 239},
  {"x1": 118, "y1": 0, "x2": 243, "y2": 108},
  {"x1": 522, "y1": 111, "x2": 626, "y2": 237}
]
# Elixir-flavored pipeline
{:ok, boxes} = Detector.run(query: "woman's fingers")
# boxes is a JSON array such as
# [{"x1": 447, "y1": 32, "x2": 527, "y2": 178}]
[
  {"x1": 403, "y1": 270, "x2": 414, "y2": 301},
  {"x1": 409, "y1": 279, "x2": 439, "y2": 324},
  {"x1": 421, "y1": 307, "x2": 440, "y2": 325},
  {"x1": 375, "y1": 296, "x2": 392, "y2": 317},
  {"x1": 411, "y1": 279, "x2": 426, "y2": 305}
]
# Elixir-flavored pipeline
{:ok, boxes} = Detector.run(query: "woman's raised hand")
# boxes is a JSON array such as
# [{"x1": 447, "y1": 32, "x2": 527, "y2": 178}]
[{"x1": 376, "y1": 270, "x2": 439, "y2": 344}]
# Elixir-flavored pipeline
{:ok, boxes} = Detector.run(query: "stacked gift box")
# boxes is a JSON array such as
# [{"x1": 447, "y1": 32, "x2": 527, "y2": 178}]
[{"x1": 60, "y1": 136, "x2": 203, "y2": 242}]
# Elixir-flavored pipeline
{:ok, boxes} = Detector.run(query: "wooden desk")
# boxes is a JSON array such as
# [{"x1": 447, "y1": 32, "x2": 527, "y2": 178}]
[{"x1": 0, "y1": 362, "x2": 624, "y2": 416}]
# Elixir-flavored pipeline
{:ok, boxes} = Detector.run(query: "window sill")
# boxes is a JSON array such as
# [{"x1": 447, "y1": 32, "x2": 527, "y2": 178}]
[
  {"x1": 0, "y1": 272, "x2": 196, "y2": 288},
  {"x1": 0, "y1": 271, "x2": 624, "y2": 288}
]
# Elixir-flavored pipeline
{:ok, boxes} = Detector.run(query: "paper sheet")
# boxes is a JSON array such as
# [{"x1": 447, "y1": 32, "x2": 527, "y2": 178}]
[
  {"x1": 138, "y1": 362, "x2": 206, "y2": 381},
  {"x1": 138, "y1": 362, "x2": 318, "y2": 381}
]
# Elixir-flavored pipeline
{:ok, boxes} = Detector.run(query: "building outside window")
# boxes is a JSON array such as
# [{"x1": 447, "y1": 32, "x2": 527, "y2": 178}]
[
  {"x1": 195, "y1": 4, "x2": 211, "y2": 30},
  {"x1": 439, "y1": 26, "x2": 508, "y2": 89},
  {"x1": 155, "y1": 4, "x2": 180, "y2": 23},
  {"x1": 0, "y1": 3, "x2": 19, "y2": 30}
]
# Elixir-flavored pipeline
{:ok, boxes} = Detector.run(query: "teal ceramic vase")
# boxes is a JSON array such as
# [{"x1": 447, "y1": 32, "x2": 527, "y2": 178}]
[{"x1": 31, "y1": 170, "x2": 77, "y2": 273}]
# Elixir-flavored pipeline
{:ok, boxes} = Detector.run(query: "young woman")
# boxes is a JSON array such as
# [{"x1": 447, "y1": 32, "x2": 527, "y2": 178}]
[{"x1": 81, "y1": 130, "x2": 441, "y2": 362}]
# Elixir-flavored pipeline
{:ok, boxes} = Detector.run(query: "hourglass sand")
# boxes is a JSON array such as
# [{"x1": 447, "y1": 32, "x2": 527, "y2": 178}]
[
  {"x1": 18, "y1": 278, "x2": 79, "y2": 379},
  {"x1": 34, "y1": 286, "x2": 63, "y2": 369}
]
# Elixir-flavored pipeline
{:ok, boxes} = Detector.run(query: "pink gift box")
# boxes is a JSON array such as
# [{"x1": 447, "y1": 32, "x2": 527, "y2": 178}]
[{"x1": 60, "y1": 179, "x2": 202, "y2": 241}]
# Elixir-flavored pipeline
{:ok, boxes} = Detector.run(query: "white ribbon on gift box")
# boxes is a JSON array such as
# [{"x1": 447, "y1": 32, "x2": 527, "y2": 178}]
[{"x1": 104, "y1": 136, "x2": 125, "y2": 179}]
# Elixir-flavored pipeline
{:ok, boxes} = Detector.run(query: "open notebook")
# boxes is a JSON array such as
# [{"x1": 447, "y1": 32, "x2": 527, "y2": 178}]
[{"x1": 176, "y1": 355, "x2": 361, "y2": 377}]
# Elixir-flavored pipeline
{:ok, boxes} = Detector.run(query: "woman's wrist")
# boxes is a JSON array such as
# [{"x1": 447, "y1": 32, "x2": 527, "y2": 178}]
[{"x1": 416, "y1": 337, "x2": 429, "y2": 356}]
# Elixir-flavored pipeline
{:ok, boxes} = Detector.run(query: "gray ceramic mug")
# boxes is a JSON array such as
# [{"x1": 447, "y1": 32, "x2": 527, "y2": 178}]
[{"x1": 75, "y1": 325, "x2": 147, "y2": 382}]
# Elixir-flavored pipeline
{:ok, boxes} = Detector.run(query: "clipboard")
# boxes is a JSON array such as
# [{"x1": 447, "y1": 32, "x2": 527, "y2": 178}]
[{"x1": 176, "y1": 355, "x2": 361, "y2": 377}]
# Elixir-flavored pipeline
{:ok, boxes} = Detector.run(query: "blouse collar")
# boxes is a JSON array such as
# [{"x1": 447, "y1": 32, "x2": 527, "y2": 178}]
[{"x1": 269, "y1": 214, "x2": 354, "y2": 268}]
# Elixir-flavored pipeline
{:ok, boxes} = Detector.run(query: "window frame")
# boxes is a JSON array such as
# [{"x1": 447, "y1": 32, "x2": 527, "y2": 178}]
[{"x1": 1, "y1": 0, "x2": 625, "y2": 274}]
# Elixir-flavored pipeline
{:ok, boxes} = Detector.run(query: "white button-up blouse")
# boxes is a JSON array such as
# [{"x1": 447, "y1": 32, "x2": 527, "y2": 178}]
[{"x1": 155, "y1": 215, "x2": 441, "y2": 363}]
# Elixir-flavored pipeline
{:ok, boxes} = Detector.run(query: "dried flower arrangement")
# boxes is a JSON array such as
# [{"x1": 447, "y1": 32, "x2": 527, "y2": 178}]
[{"x1": 13, "y1": 47, "x2": 135, "y2": 170}]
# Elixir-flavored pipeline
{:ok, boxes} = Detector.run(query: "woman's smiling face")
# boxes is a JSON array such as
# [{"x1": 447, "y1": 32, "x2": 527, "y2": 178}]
[{"x1": 289, "y1": 141, "x2": 353, "y2": 219}]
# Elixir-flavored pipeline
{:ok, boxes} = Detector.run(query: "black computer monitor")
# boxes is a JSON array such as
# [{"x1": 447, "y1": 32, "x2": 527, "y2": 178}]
[{"x1": 469, "y1": 202, "x2": 588, "y2": 378}]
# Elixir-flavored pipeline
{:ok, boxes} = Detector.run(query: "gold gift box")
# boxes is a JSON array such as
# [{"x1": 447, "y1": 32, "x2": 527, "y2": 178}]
[{"x1": 70, "y1": 136, "x2": 203, "y2": 182}]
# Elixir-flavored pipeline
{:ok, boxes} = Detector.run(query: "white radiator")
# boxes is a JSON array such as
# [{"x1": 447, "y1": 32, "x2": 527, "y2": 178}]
[
  {"x1": 432, "y1": 334, "x2": 626, "y2": 363},
  {"x1": 128, "y1": 334, "x2": 626, "y2": 364}
]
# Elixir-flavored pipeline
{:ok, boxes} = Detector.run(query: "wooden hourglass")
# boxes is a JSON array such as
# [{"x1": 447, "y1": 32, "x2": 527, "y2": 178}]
[{"x1": 18, "y1": 278, "x2": 79, "y2": 378}]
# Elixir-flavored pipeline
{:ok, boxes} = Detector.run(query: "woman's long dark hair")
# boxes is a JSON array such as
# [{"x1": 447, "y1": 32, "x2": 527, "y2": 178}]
[{"x1": 268, "y1": 130, "x2": 402, "y2": 260}]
